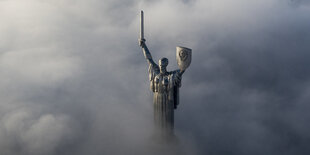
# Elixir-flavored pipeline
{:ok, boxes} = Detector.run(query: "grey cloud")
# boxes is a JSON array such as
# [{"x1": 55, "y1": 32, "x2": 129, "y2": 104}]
[{"x1": 1, "y1": 0, "x2": 310, "y2": 154}]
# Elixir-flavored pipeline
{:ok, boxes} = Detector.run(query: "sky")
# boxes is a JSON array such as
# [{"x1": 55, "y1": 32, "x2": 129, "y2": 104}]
[{"x1": 1, "y1": 0, "x2": 310, "y2": 154}]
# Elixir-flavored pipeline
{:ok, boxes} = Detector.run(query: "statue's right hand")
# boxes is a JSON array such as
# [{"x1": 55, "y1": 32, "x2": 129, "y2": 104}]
[{"x1": 139, "y1": 38, "x2": 146, "y2": 47}]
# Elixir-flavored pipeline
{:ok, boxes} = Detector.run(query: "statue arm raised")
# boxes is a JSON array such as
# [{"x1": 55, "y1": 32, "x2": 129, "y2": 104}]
[{"x1": 139, "y1": 39, "x2": 157, "y2": 66}]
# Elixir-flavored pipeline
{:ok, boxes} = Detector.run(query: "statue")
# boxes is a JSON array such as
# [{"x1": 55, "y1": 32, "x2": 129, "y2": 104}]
[{"x1": 138, "y1": 11, "x2": 192, "y2": 135}]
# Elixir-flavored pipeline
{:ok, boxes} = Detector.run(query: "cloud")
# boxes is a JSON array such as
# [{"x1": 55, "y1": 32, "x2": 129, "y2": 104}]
[{"x1": 0, "y1": 0, "x2": 310, "y2": 154}]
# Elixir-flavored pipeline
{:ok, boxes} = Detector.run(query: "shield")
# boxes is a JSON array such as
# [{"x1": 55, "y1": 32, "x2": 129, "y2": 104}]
[{"x1": 176, "y1": 46, "x2": 192, "y2": 71}]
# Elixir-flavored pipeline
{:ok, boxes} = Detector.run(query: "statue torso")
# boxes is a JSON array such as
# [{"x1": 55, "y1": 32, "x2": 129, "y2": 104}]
[
  {"x1": 153, "y1": 73, "x2": 171, "y2": 93},
  {"x1": 148, "y1": 63, "x2": 181, "y2": 109}
]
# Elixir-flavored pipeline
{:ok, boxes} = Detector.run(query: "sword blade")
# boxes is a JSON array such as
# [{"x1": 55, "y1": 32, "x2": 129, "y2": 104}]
[{"x1": 140, "y1": 10, "x2": 144, "y2": 39}]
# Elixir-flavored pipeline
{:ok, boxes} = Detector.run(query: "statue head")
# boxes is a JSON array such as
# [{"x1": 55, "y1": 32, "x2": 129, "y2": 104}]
[{"x1": 159, "y1": 57, "x2": 168, "y2": 74}]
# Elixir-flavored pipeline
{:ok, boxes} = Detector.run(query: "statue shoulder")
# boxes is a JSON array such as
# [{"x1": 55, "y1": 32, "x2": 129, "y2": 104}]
[
  {"x1": 148, "y1": 63, "x2": 159, "y2": 81},
  {"x1": 150, "y1": 63, "x2": 159, "y2": 73},
  {"x1": 169, "y1": 69, "x2": 182, "y2": 87},
  {"x1": 169, "y1": 69, "x2": 181, "y2": 75}
]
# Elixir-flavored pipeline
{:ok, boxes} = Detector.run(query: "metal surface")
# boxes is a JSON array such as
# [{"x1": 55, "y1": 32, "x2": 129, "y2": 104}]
[
  {"x1": 138, "y1": 11, "x2": 191, "y2": 135},
  {"x1": 176, "y1": 46, "x2": 192, "y2": 72},
  {"x1": 140, "y1": 10, "x2": 144, "y2": 40}
]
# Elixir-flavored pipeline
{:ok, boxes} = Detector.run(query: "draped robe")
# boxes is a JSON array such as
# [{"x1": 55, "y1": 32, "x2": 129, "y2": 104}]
[{"x1": 148, "y1": 63, "x2": 182, "y2": 134}]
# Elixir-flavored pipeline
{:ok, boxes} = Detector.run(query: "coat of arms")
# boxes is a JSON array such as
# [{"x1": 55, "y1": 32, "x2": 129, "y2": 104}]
[{"x1": 176, "y1": 46, "x2": 192, "y2": 71}]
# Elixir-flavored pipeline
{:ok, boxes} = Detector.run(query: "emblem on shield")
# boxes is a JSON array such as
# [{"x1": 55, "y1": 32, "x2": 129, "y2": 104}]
[{"x1": 176, "y1": 46, "x2": 192, "y2": 71}]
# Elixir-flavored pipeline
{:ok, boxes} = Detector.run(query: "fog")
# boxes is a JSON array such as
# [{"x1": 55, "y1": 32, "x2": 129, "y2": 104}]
[{"x1": 1, "y1": 0, "x2": 310, "y2": 154}]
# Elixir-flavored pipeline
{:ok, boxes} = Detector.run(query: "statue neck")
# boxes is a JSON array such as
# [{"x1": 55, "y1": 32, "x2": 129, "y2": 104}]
[
  {"x1": 160, "y1": 68, "x2": 167, "y2": 74},
  {"x1": 160, "y1": 71, "x2": 168, "y2": 76}
]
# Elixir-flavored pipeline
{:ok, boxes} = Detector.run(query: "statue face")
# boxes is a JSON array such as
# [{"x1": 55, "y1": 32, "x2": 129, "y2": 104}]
[
  {"x1": 159, "y1": 58, "x2": 168, "y2": 67},
  {"x1": 159, "y1": 58, "x2": 168, "y2": 72}
]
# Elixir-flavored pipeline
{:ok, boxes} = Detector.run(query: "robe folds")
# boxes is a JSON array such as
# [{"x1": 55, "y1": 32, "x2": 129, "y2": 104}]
[{"x1": 148, "y1": 63, "x2": 181, "y2": 134}]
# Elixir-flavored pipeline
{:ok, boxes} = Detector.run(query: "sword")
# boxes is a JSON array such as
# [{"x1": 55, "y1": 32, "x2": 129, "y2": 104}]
[{"x1": 140, "y1": 10, "x2": 144, "y2": 41}]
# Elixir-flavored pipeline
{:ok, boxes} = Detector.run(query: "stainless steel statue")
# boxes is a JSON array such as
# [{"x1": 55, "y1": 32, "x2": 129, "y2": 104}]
[{"x1": 138, "y1": 11, "x2": 191, "y2": 135}]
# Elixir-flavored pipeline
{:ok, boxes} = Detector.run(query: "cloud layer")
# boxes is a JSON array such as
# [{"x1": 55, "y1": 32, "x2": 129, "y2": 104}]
[{"x1": 1, "y1": 0, "x2": 310, "y2": 154}]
